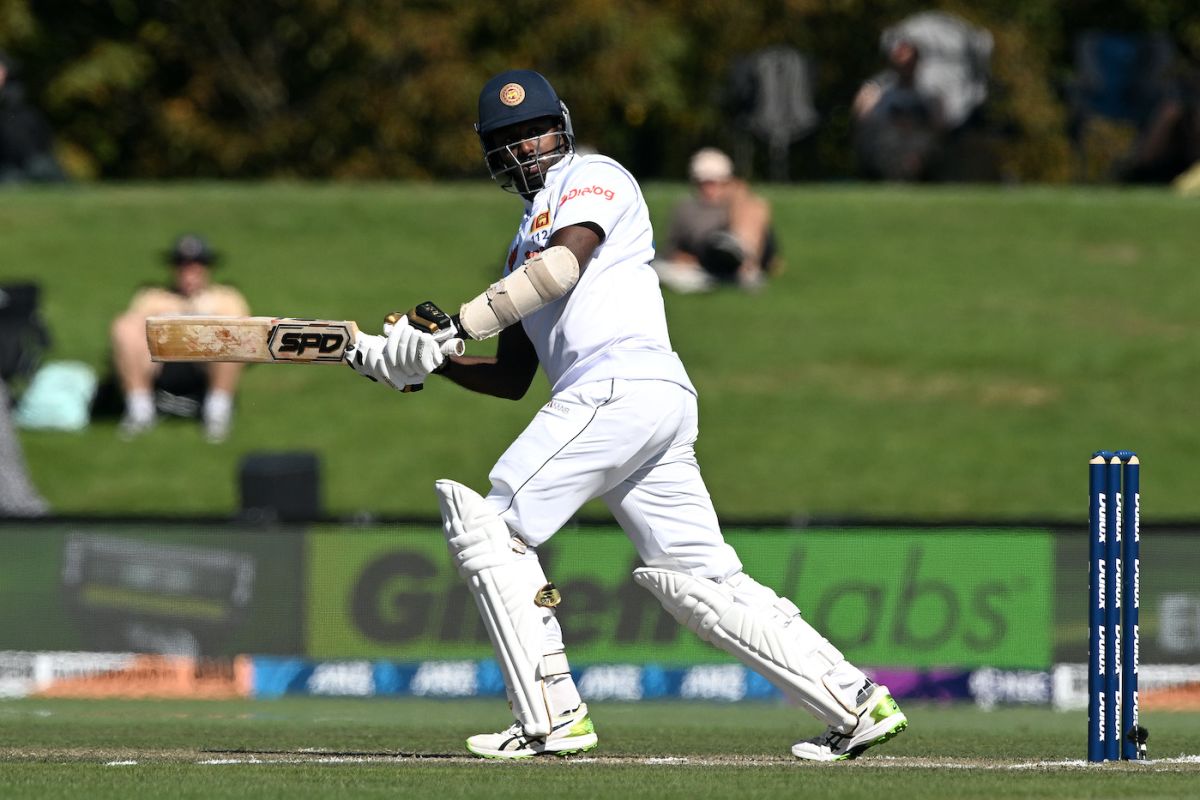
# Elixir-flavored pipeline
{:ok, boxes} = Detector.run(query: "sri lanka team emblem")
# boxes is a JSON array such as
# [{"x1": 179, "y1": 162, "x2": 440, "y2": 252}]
[
  {"x1": 532, "y1": 211, "x2": 550, "y2": 232},
  {"x1": 500, "y1": 83, "x2": 525, "y2": 106}
]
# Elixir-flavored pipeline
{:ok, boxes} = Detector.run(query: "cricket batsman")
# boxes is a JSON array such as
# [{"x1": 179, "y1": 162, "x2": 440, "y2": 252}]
[{"x1": 345, "y1": 69, "x2": 908, "y2": 760}]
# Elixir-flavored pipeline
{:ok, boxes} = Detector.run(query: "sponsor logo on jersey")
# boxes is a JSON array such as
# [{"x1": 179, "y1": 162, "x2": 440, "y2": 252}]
[
  {"x1": 499, "y1": 82, "x2": 525, "y2": 107},
  {"x1": 543, "y1": 399, "x2": 571, "y2": 416},
  {"x1": 559, "y1": 184, "x2": 616, "y2": 206},
  {"x1": 531, "y1": 211, "x2": 551, "y2": 232}
]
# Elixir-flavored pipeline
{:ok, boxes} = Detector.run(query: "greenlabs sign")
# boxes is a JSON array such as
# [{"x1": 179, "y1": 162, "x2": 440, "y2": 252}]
[{"x1": 307, "y1": 527, "x2": 1052, "y2": 669}]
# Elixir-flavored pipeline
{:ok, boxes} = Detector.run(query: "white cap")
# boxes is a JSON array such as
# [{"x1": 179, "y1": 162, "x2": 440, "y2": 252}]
[{"x1": 688, "y1": 148, "x2": 733, "y2": 182}]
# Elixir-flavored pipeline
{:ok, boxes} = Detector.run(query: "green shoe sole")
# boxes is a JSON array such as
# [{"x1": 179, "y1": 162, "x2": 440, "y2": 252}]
[
  {"x1": 838, "y1": 718, "x2": 909, "y2": 761},
  {"x1": 551, "y1": 741, "x2": 599, "y2": 757},
  {"x1": 465, "y1": 739, "x2": 599, "y2": 759}
]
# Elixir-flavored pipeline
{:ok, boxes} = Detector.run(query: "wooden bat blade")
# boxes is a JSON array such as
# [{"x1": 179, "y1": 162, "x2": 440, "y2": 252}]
[{"x1": 147, "y1": 316, "x2": 360, "y2": 363}]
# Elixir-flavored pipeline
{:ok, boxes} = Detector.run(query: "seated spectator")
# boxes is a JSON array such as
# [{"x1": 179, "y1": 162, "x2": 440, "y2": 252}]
[
  {"x1": 1066, "y1": 31, "x2": 1200, "y2": 184},
  {"x1": 852, "y1": 11, "x2": 993, "y2": 181},
  {"x1": 1116, "y1": 65, "x2": 1200, "y2": 184},
  {"x1": 109, "y1": 234, "x2": 249, "y2": 443},
  {"x1": 880, "y1": 11, "x2": 993, "y2": 133},
  {"x1": 654, "y1": 148, "x2": 776, "y2": 294},
  {"x1": 852, "y1": 38, "x2": 945, "y2": 181},
  {"x1": 0, "y1": 50, "x2": 64, "y2": 184}
]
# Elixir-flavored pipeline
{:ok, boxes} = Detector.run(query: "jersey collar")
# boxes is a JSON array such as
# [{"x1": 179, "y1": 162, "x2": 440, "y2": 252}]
[{"x1": 524, "y1": 153, "x2": 577, "y2": 211}]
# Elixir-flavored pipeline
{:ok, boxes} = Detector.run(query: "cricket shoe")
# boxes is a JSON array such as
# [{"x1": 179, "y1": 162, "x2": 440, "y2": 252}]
[
  {"x1": 791, "y1": 683, "x2": 908, "y2": 761},
  {"x1": 465, "y1": 703, "x2": 597, "y2": 759}
]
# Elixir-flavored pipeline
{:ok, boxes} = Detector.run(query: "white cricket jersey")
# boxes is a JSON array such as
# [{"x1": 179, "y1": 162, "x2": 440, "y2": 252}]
[{"x1": 504, "y1": 153, "x2": 695, "y2": 396}]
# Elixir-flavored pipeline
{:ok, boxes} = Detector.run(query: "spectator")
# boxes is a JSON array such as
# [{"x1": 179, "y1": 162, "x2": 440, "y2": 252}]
[
  {"x1": 852, "y1": 11, "x2": 993, "y2": 181},
  {"x1": 0, "y1": 376, "x2": 48, "y2": 516},
  {"x1": 1066, "y1": 31, "x2": 1200, "y2": 184},
  {"x1": 1116, "y1": 65, "x2": 1200, "y2": 184},
  {"x1": 109, "y1": 234, "x2": 249, "y2": 443},
  {"x1": 852, "y1": 39, "x2": 945, "y2": 181},
  {"x1": 0, "y1": 50, "x2": 64, "y2": 184},
  {"x1": 654, "y1": 148, "x2": 776, "y2": 294},
  {"x1": 880, "y1": 12, "x2": 992, "y2": 133}
]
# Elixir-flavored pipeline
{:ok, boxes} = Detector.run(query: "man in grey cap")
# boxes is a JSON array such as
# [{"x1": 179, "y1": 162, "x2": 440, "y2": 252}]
[
  {"x1": 109, "y1": 234, "x2": 249, "y2": 442},
  {"x1": 654, "y1": 147, "x2": 776, "y2": 293}
]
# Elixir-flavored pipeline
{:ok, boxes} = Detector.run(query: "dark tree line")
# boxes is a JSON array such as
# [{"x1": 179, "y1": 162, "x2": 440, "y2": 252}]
[{"x1": 1, "y1": 0, "x2": 1197, "y2": 182}]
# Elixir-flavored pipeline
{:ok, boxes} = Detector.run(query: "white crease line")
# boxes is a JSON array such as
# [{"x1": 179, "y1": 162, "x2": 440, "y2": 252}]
[{"x1": 105, "y1": 760, "x2": 137, "y2": 766}]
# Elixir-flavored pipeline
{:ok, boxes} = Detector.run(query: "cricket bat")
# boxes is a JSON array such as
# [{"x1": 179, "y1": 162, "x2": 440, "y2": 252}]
[
  {"x1": 146, "y1": 302, "x2": 464, "y2": 390},
  {"x1": 147, "y1": 316, "x2": 363, "y2": 364}
]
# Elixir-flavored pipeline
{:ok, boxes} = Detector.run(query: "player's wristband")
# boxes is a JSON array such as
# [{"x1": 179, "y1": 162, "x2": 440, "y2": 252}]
[{"x1": 450, "y1": 313, "x2": 473, "y2": 340}]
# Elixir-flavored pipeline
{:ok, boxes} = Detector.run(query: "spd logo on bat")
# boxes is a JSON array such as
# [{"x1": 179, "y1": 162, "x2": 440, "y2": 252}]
[{"x1": 268, "y1": 321, "x2": 352, "y2": 362}]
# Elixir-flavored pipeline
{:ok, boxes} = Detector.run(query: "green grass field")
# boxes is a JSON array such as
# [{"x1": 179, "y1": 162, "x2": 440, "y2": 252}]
[
  {"x1": 1, "y1": 698, "x2": 1198, "y2": 798},
  {"x1": 3, "y1": 183, "x2": 1199, "y2": 520},
  {"x1": 4, "y1": 184, "x2": 1197, "y2": 798}
]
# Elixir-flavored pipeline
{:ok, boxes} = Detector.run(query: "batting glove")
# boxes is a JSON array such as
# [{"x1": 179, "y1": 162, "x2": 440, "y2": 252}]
[
  {"x1": 382, "y1": 317, "x2": 446, "y2": 377},
  {"x1": 345, "y1": 331, "x2": 424, "y2": 391}
]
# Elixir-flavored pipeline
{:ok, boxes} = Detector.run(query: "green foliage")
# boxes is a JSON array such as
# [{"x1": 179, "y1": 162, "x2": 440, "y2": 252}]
[{"x1": 2, "y1": 1, "x2": 1199, "y2": 182}]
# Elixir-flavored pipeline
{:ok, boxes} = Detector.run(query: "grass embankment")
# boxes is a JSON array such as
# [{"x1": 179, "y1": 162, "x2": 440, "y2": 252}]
[{"x1": 3, "y1": 183, "x2": 1197, "y2": 520}]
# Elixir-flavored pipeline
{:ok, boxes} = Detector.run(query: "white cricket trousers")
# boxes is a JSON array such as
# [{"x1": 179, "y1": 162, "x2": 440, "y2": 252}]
[{"x1": 483, "y1": 377, "x2": 743, "y2": 580}]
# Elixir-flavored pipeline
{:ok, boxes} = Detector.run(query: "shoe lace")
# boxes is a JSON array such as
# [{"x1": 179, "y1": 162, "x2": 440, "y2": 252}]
[{"x1": 497, "y1": 720, "x2": 536, "y2": 751}]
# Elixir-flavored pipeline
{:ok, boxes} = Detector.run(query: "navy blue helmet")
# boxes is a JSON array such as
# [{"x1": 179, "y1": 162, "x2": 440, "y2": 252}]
[{"x1": 476, "y1": 69, "x2": 575, "y2": 195}]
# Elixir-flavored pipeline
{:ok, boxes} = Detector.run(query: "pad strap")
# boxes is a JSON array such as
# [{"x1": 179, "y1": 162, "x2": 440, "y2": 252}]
[{"x1": 540, "y1": 651, "x2": 571, "y2": 678}]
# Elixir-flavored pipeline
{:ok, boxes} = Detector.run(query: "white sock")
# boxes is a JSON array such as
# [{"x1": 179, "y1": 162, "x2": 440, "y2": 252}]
[
  {"x1": 545, "y1": 672, "x2": 582, "y2": 716},
  {"x1": 126, "y1": 390, "x2": 155, "y2": 423},
  {"x1": 203, "y1": 389, "x2": 233, "y2": 425}
]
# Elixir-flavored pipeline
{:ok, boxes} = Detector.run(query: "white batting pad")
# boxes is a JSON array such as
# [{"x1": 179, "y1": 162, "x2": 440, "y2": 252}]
[
  {"x1": 633, "y1": 567, "x2": 858, "y2": 729},
  {"x1": 436, "y1": 479, "x2": 567, "y2": 736}
]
